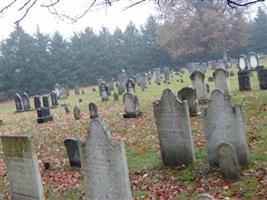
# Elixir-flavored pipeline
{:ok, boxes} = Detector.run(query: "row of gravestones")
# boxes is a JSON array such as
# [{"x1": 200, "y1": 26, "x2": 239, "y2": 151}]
[{"x1": 153, "y1": 88, "x2": 249, "y2": 180}]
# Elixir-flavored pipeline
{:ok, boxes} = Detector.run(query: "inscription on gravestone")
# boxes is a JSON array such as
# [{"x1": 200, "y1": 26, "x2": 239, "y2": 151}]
[{"x1": 1, "y1": 135, "x2": 45, "y2": 200}]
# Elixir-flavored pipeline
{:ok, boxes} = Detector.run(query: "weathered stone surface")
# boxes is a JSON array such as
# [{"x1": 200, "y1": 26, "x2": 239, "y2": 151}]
[
  {"x1": 190, "y1": 71, "x2": 208, "y2": 103},
  {"x1": 64, "y1": 138, "x2": 81, "y2": 168},
  {"x1": 21, "y1": 92, "x2": 32, "y2": 111},
  {"x1": 50, "y1": 91, "x2": 58, "y2": 108},
  {"x1": 118, "y1": 70, "x2": 127, "y2": 95},
  {"x1": 256, "y1": 66, "x2": 267, "y2": 90},
  {"x1": 126, "y1": 79, "x2": 135, "y2": 93},
  {"x1": 202, "y1": 90, "x2": 249, "y2": 167},
  {"x1": 238, "y1": 70, "x2": 252, "y2": 91},
  {"x1": 15, "y1": 93, "x2": 24, "y2": 112},
  {"x1": 153, "y1": 89, "x2": 195, "y2": 166},
  {"x1": 79, "y1": 103, "x2": 132, "y2": 200},
  {"x1": 248, "y1": 52, "x2": 259, "y2": 70},
  {"x1": 213, "y1": 68, "x2": 230, "y2": 96},
  {"x1": 1, "y1": 135, "x2": 45, "y2": 200},
  {"x1": 73, "y1": 106, "x2": 81, "y2": 120},
  {"x1": 177, "y1": 87, "x2": 201, "y2": 117},
  {"x1": 196, "y1": 193, "x2": 216, "y2": 200},
  {"x1": 218, "y1": 143, "x2": 240, "y2": 180},
  {"x1": 100, "y1": 82, "x2": 109, "y2": 102},
  {"x1": 238, "y1": 54, "x2": 248, "y2": 71},
  {"x1": 140, "y1": 72, "x2": 148, "y2": 90},
  {"x1": 153, "y1": 68, "x2": 161, "y2": 85},
  {"x1": 123, "y1": 92, "x2": 142, "y2": 118},
  {"x1": 89, "y1": 103, "x2": 98, "y2": 119}
]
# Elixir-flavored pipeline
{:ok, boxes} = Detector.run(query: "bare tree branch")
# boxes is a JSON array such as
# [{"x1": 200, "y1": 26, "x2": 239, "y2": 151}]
[
  {"x1": 0, "y1": 0, "x2": 17, "y2": 13},
  {"x1": 41, "y1": 0, "x2": 60, "y2": 8},
  {"x1": 15, "y1": 0, "x2": 38, "y2": 24}
]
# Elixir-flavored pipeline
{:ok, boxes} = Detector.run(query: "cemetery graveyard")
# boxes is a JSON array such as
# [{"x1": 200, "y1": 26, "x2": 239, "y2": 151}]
[{"x1": 0, "y1": 62, "x2": 267, "y2": 199}]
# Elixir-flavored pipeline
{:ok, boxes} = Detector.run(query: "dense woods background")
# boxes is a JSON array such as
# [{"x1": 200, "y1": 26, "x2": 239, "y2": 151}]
[{"x1": 1, "y1": 6, "x2": 267, "y2": 101}]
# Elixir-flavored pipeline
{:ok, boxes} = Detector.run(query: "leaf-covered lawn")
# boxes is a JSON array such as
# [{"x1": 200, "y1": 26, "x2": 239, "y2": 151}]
[{"x1": 0, "y1": 67, "x2": 266, "y2": 199}]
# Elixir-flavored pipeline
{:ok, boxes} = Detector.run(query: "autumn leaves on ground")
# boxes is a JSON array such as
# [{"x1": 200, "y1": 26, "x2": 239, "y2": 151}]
[{"x1": 0, "y1": 69, "x2": 266, "y2": 200}]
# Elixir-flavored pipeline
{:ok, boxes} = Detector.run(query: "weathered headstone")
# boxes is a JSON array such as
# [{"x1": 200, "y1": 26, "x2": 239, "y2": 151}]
[
  {"x1": 21, "y1": 92, "x2": 32, "y2": 111},
  {"x1": 118, "y1": 70, "x2": 127, "y2": 95},
  {"x1": 64, "y1": 138, "x2": 81, "y2": 168},
  {"x1": 74, "y1": 85, "x2": 80, "y2": 95},
  {"x1": 153, "y1": 68, "x2": 161, "y2": 85},
  {"x1": 190, "y1": 71, "x2": 208, "y2": 103},
  {"x1": 248, "y1": 52, "x2": 259, "y2": 70},
  {"x1": 15, "y1": 93, "x2": 24, "y2": 112},
  {"x1": 153, "y1": 89, "x2": 195, "y2": 166},
  {"x1": 163, "y1": 67, "x2": 170, "y2": 81},
  {"x1": 140, "y1": 72, "x2": 148, "y2": 91},
  {"x1": 213, "y1": 68, "x2": 230, "y2": 97},
  {"x1": 37, "y1": 107, "x2": 53, "y2": 124},
  {"x1": 64, "y1": 105, "x2": 70, "y2": 113},
  {"x1": 126, "y1": 79, "x2": 135, "y2": 93},
  {"x1": 256, "y1": 66, "x2": 267, "y2": 90},
  {"x1": 238, "y1": 70, "x2": 252, "y2": 91},
  {"x1": 79, "y1": 103, "x2": 132, "y2": 200},
  {"x1": 202, "y1": 90, "x2": 249, "y2": 167},
  {"x1": 0, "y1": 135, "x2": 45, "y2": 200},
  {"x1": 123, "y1": 92, "x2": 142, "y2": 118},
  {"x1": 113, "y1": 92, "x2": 119, "y2": 101},
  {"x1": 238, "y1": 54, "x2": 248, "y2": 71},
  {"x1": 50, "y1": 91, "x2": 58, "y2": 108},
  {"x1": 42, "y1": 95, "x2": 50, "y2": 108},
  {"x1": 100, "y1": 82, "x2": 109, "y2": 102},
  {"x1": 33, "y1": 95, "x2": 41, "y2": 110},
  {"x1": 218, "y1": 143, "x2": 240, "y2": 179},
  {"x1": 177, "y1": 87, "x2": 201, "y2": 117},
  {"x1": 74, "y1": 106, "x2": 81, "y2": 120}
]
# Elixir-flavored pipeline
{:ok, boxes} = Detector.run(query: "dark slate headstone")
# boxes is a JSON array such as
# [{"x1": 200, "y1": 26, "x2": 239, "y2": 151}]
[
  {"x1": 89, "y1": 103, "x2": 98, "y2": 119},
  {"x1": 15, "y1": 93, "x2": 24, "y2": 112},
  {"x1": 256, "y1": 66, "x2": 267, "y2": 90},
  {"x1": 50, "y1": 91, "x2": 58, "y2": 108},
  {"x1": 34, "y1": 95, "x2": 41, "y2": 110},
  {"x1": 21, "y1": 92, "x2": 32, "y2": 111},
  {"x1": 42, "y1": 95, "x2": 50, "y2": 108},
  {"x1": 238, "y1": 70, "x2": 252, "y2": 91},
  {"x1": 73, "y1": 106, "x2": 81, "y2": 120},
  {"x1": 64, "y1": 138, "x2": 81, "y2": 168},
  {"x1": 37, "y1": 108, "x2": 53, "y2": 124}
]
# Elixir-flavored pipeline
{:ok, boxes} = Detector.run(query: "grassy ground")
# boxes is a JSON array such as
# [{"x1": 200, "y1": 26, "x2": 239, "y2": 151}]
[{"x1": 0, "y1": 65, "x2": 266, "y2": 199}]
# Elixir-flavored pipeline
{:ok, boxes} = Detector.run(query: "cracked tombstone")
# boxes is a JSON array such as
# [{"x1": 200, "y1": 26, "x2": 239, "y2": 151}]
[
  {"x1": 213, "y1": 68, "x2": 230, "y2": 97},
  {"x1": 177, "y1": 87, "x2": 201, "y2": 117},
  {"x1": 153, "y1": 89, "x2": 195, "y2": 166},
  {"x1": 79, "y1": 103, "x2": 132, "y2": 200},
  {"x1": 202, "y1": 90, "x2": 249, "y2": 178},
  {"x1": 190, "y1": 71, "x2": 208, "y2": 103},
  {"x1": 15, "y1": 93, "x2": 24, "y2": 112},
  {"x1": 0, "y1": 135, "x2": 45, "y2": 200},
  {"x1": 64, "y1": 138, "x2": 81, "y2": 168}
]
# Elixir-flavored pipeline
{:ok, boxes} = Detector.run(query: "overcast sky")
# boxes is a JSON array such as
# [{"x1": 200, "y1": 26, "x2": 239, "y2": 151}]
[{"x1": 0, "y1": 0, "x2": 156, "y2": 40}]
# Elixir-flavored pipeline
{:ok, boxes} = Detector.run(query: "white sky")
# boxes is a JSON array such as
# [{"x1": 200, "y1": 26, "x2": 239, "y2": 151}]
[{"x1": 0, "y1": 0, "x2": 157, "y2": 40}]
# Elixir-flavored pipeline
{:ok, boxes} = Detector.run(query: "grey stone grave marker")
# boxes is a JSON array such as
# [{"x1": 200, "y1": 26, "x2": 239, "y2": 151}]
[
  {"x1": 15, "y1": 93, "x2": 24, "y2": 112},
  {"x1": 123, "y1": 92, "x2": 142, "y2": 118},
  {"x1": 238, "y1": 54, "x2": 248, "y2": 71},
  {"x1": 64, "y1": 138, "x2": 81, "y2": 168},
  {"x1": 126, "y1": 79, "x2": 135, "y2": 93},
  {"x1": 190, "y1": 71, "x2": 208, "y2": 103},
  {"x1": 73, "y1": 106, "x2": 81, "y2": 120},
  {"x1": 21, "y1": 92, "x2": 32, "y2": 111},
  {"x1": 213, "y1": 68, "x2": 230, "y2": 97}
]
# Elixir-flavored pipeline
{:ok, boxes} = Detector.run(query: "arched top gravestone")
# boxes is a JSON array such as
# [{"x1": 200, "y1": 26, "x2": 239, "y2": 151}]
[
  {"x1": 153, "y1": 89, "x2": 195, "y2": 166},
  {"x1": 21, "y1": 92, "x2": 32, "y2": 111},
  {"x1": 202, "y1": 89, "x2": 249, "y2": 167},
  {"x1": 126, "y1": 78, "x2": 135, "y2": 93},
  {"x1": 189, "y1": 70, "x2": 208, "y2": 103},
  {"x1": 248, "y1": 52, "x2": 259, "y2": 70},
  {"x1": 238, "y1": 54, "x2": 248, "y2": 71},
  {"x1": 15, "y1": 93, "x2": 24, "y2": 112},
  {"x1": 80, "y1": 103, "x2": 132, "y2": 200}
]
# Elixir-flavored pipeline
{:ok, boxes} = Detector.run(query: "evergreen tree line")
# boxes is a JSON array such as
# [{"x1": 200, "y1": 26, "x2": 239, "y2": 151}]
[{"x1": 1, "y1": 8, "x2": 267, "y2": 101}]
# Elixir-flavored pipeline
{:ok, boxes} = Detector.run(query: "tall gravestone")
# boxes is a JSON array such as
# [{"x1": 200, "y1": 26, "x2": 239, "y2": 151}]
[
  {"x1": 118, "y1": 70, "x2": 127, "y2": 95},
  {"x1": 79, "y1": 103, "x2": 132, "y2": 200},
  {"x1": 248, "y1": 52, "x2": 259, "y2": 70},
  {"x1": 100, "y1": 82, "x2": 109, "y2": 102},
  {"x1": 238, "y1": 54, "x2": 249, "y2": 71},
  {"x1": 140, "y1": 72, "x2": 148, "y2": 90},
  {"x1": 213, "y1": 68, "x2": 231, "y2": 97},
  {"x1": 42, "y1": 95, "x2": 50, "y2": 108},
  {"x1": 257, "y1": 66, "x2": 267, "y2": 90},
  {"x1": 33, "y1": 95, "x2": 41, "y2": 110},
  {"x1": 153, "y1": 68, "x2": 161, "y2": 85},
  {"x1": 97, "y1": 79, "x2": 104, "y2": 96},
  {"x1": 190, "y1": 71, "x2": 208, "y2": 103},
  {"x1": 126, "y1": 79, "x2": 136, "y2": 93},
  {"x1": 202, "y1": 90, "x2": 249, "y2": 169},
  {"x1": 163, "y1": 67, "x2": 170, "y2": 81},
  {"x1": 50, "y1": 91, "x2": 58, "y2": 108},
  {"x1": 153, "y1": 89, "x2": 195, "y2": 166},
  {"x1": 21, "y1": 92, "x2": 32, "y2": 111},
  {"x1": 64, "y1": 138, "x2": 81, "y2": 168},
  {"x1": 177, "y1": 87, "x2": 201, "y2": 117},
  {"x1": 123, "y1": 92, "x2": 142, "y2": 118},
  {"x1": 15, "y1": 93, "x2": 24, "y2": 112},
  {"x1": 1, "y1": 135, "x2": 45, "y2": 200},
  {"x1": 238, "y1": 70, "x2": 252, "y2": 91}
]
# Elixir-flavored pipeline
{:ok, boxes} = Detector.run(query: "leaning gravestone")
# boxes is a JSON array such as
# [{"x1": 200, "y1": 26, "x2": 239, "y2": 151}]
[
  {"x1": 64, "y1": 138, "x2": 81, "y2": 168},
  {"x1": 153, "y1": 89, "x2": 195, "y2": 166},
  {"x1": 213, "y1": 68, "x2": 231, "y2": 97},
  {"x1": 79, "y1": 103, "x2": 132, "y2": 200},
  {"x1": 1, "y1": 135, "x2": 45, "y2": 200},
  {"x1": 73, "y1": 106, "x2": 81, "y2": 120},
  {"x1": 190, "y1": 71, "x2": 208, "y2": 103},
  {"x1": 238, "y1": 54, "x2": 248, "y2": 71},
  {"x1": 202, "y1": 90, "x2": 249, "y2": 167},
  {"x1": 123, "y1": 92, "x2": 142, "y2": 118},
  {"x1": 177, "y1": 87, "x2": 201, "y2": 117},
  {"x1": 15, "y1": 93, "x2": 24, "y2": 112},
  {"x1": 248, "y1": 52, "x2": 259, "y2": 70},
  {"x1": 218, "y1": 143, "x2": 240, "y2": 179},
  {"x1": 21, "y1": 92, "x2": 32, "y2": 111},
  {"x1": 238, "y1": 70, "x2": 252, "y2": 91}
]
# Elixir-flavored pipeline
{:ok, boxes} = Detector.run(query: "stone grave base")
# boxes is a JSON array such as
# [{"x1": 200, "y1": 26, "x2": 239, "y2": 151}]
[
  {"x1": 123, "y1": 111, "x2": 142, "y2": 118},
  {"x1": 37, "y1": 115, "x2": 53, "y2": 124}
]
